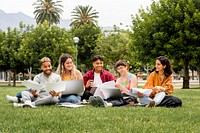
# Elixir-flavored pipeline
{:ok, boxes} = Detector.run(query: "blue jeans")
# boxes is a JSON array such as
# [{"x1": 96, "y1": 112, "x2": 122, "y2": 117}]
[
  {"x1": 16, "y1": 89, "x2": 30, "y2": 98},
  {"x1": 59, "y1": 95, "x2": 81, "y2": 103},
  {"x1": 139, "y1": 96, "x2": 152, "y2": 105},
  {"x1": 138, "y1": 92, "x2": 166, "y2": 105}
]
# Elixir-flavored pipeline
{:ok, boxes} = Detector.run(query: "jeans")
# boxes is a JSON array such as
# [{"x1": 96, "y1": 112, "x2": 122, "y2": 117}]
[
  {"x1": 21, "y1": 90, "x2": 58, "y2": 106},
  {"x1": 139, "y1": 96, "x2": 152, "y2": 105},
  {"x1": 59, "y1": 94, "x2": 81, "y2": 103},
  {"x1": 135, "y1": 92, "x2": 166, "y2": 105}
]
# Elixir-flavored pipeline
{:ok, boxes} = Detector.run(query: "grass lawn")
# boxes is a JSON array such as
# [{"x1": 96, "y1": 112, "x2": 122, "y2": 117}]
[{"x1": 0, "y1": 86, "x2": 200, "y2": 133}]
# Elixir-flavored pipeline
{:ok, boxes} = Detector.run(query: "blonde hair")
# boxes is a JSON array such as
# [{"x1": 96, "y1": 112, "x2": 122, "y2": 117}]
[{"x1": 56, "y1": 53, "x2": 78, "y2": 80}]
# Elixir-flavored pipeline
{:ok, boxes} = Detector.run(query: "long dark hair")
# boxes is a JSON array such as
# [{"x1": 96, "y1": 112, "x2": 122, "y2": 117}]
[{"x1": 156, "y1": 56, "x2": 173, "y2": 77}]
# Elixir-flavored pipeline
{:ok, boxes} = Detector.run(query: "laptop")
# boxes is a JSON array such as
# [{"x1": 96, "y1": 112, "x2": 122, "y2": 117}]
[
  {"x1": 61, "y1": 80, "x2": 84, "y2": 96},
  {"x1": 89, "y1": 87, "x2": 97, "y2": 94},
  {"x1": 101, "y1": 88, "x2": 122, "y2": 99}
]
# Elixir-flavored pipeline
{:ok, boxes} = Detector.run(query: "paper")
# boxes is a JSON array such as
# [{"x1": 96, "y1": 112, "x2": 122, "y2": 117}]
[
  {"x1": 45, "y1": 81, "x2": 66, "y2": 92},
  {"x1": 93, "y1": 87, "x2": 105, "y2": 99},
  {"x1": 129, "y1": 88, "x2": 152, "y2": 96},
  {"x1": 59, "y1": 104, "x2": 85, "y2": 108},
  {"x1": 93, "y1": 80, "x2": 116, "y2": 99},
  {"x1": 22, "y1": 80, "x2": 44, "y2": 92},
  {"x1": 99, "y1": 80, "x2": 116, "y2": 88}
]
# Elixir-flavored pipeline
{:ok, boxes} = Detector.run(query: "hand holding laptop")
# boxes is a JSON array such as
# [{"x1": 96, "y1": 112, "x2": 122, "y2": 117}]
[
  {"x1": 49, "y1": 90, "x2": 61, "y2": 97},
  {"x1": 115, "y1": 83, "x2": 123, "y2": 91}
]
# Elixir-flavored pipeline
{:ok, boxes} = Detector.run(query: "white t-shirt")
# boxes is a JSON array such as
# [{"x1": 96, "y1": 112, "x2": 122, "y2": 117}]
[{"x1": 93, "y1": 72, "x2": 103, "y2": 87}]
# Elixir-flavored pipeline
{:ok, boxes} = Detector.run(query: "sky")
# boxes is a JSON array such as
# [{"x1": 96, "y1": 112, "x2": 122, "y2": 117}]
[{"x1": 0, "y1": 0, "x2": 153, "y2": 28}]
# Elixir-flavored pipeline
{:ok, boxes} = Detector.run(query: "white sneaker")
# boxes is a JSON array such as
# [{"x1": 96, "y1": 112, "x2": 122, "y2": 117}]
[
  {"x1": 6, "y1": 95, "x2": 18, "y2": 103},
  {"x1": 22, "y1": 101, "x2": 36, "y2": 108},
  {"x1": 13, "y1": 103, "x2": 24, "y2": 108}
]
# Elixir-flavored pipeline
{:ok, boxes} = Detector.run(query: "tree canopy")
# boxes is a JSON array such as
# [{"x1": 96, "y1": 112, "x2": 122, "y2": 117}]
[
  {"x1": 70, "y1": 5, "x2": 99, "y2": 28},
  {"x1": 33, "y1": 0, "x2": 63, "y2": 25},
  {"x1": 131, "y1": 0, "x2": 200, "y2": 88},
  {"x1": 70, "y1": 22, "x2": 101, "y2": 71}
]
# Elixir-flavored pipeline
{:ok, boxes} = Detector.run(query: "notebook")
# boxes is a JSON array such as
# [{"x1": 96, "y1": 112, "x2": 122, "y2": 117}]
[{"x1": 101, "y1": 88, "x2": 122, "y2": 99}]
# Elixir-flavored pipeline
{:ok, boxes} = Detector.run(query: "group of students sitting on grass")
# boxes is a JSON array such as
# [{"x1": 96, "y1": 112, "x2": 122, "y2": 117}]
[{"x1": 6, "y1": 54, "x2": 182, "y2": 108}]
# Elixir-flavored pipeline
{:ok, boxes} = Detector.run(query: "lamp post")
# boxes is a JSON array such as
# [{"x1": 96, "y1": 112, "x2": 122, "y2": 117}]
[{"x1": 73, "y1": 37, "x2": 79, "y2": 67}]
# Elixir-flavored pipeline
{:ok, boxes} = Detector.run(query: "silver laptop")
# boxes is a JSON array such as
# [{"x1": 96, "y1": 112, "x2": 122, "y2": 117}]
[
  {"x1": 101, "y1": 88, "x2": 122, "y2": 99},
  {"x1": 61, "y1": 80, "x2": 84, "y2": 96}
]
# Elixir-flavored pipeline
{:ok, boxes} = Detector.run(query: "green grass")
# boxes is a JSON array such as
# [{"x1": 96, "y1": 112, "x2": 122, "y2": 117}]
[{"x1": 0, "y1": 86, "x2": 200, "y2": 133}]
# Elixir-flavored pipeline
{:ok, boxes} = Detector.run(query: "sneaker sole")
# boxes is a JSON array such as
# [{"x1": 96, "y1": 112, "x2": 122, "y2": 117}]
[
  {"x1": 23, "y1": 105, "x2": 32, "y2": 108},
  {"x1": 96, "y1": 96, "x2": 106, "y2": 107}
]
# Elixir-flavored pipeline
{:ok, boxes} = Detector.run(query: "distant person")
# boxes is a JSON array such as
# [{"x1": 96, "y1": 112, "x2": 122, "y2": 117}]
[
  {"x1": 82, "y1": 55, "x2": 116, "y2": 100},
  {"x1": 139, "y1": 56, "x2": 182, "y2": 107},
  {"x1": 89, "y1": 59, "x2": 138, "y2": 107},
  {"x1": 12, "y1": 57, "x2": 61, "y2": 108},
  {"x1": 49, "y1": 53, "x2": 83, "y2": 103}
]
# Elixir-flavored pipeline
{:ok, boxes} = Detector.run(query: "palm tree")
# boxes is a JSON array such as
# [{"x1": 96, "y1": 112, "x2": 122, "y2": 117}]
[
  {"x1": 70, "y1": 5, "x2": 99, "y2": 28},
  {"x1": 33, "y1": 0, "x2": 63, "y2": 25}
]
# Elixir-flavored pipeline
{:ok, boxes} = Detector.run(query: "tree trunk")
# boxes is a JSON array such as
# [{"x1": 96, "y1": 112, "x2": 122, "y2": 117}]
[
  {"x1": 198, "y1": 67, "x2": 200, "y2": 86},
  {"x1": 182, "y1": 58, "x2": 190, "y2": 89},
  {"x1": 191, "y1": 70, "x2": 194, "y2": 80},
  {"x1": 13, "y1": 71, "x2": 16, "y2": 87},
  {"x1": 27, "y1": 67, "x2": 32, "y2": 80},
  {"x1": 7, "y1": 70, "x2": 11, "y2": 86}
]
